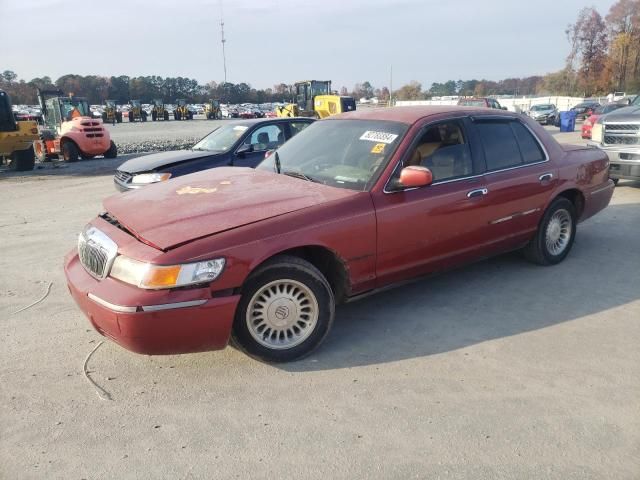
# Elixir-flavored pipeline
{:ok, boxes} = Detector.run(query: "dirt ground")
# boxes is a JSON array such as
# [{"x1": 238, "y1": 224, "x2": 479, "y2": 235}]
[{"x1": 0, "y1": 124, "x2": 639, "y2": 479}]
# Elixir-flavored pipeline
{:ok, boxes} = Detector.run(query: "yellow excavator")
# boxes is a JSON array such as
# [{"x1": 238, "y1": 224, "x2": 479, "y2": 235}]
[
  {"x1": 276, "y1": 80, "x2": 356, "y2": 118},
  {"x1": 0, "y1": 89, "x2": 39, "y2": 171}
]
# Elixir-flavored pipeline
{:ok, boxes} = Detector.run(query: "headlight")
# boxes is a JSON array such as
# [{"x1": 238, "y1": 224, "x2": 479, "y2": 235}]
[
  {"x1": 591, "y1": 124, "x2": 603, "y2": 143},
  {"x1": 110, "y1": 256, "x2": 225, "y2": 289},
  {"x1": 131, "y1": 172, "x2": 172, "y2": 185}
]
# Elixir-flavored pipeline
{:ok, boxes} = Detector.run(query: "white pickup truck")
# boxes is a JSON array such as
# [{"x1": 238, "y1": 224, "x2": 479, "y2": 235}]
[{"x1": 590, "y1": 95, "x2": 640, "y2": 183}]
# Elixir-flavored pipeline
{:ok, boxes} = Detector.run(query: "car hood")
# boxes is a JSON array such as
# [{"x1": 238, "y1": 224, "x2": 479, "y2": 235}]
[
  {"x1": 103, "y1": 167, "x2": 358, "y2": 250},
  {"x1": 600, "y1": 105, "x2": 640, "y2": 122},
  {"x1": 117, "y1": 149, "x2": 221, "y2": 174}
]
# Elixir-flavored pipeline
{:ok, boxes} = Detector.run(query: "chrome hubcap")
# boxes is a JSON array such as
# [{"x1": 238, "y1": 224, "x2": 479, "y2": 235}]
[
  {"x1": 246, "y1": 279, "x2": 318, "y2": 350},
  {"x1": 545, "y1": 209, "x2": 572, "y2": 256}
]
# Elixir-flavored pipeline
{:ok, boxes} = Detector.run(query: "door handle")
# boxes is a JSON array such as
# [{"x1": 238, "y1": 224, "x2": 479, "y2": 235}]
[
  {"x1": 539, "y1": 173, "x2": 554, "y2": 182},
  {"x1": 467, "y1": 188, "x2": 488, "y2": 198}
]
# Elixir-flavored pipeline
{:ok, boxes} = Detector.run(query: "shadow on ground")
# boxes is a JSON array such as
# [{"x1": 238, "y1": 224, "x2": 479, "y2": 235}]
[{"x1": 279, "y1": 201, "x2": 640, "y2": 372}]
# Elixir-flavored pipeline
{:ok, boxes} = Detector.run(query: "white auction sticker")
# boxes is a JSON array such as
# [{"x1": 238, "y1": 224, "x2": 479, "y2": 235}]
[{"x1": 359, "y1": 131, "x2": 398, "y2": 144}]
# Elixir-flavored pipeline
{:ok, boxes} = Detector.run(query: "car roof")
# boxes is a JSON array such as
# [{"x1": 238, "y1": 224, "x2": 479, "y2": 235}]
[
  {"x1": 327, "y1": 105, "x2": 512, "y2": 125},
  {"x1": 227, "y1": 117, "x2": 314, "y2": 127}
]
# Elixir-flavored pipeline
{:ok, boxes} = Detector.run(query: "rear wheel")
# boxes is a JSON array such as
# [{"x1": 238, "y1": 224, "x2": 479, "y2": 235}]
[
  {"x1": 524, "y1": 197, "x2": 576, "y2": 265},
  {"x1": 104, "y1": 141, "x2": 118, "y2": 159},
  {"x1": 9, "y1": 147, "x2": 36, "y2": 171},
  {"x1": 62, "y1": 141, "x2": 79, "y2": 162},
  {"x1": 232, "y1": 255, "x2": 335, "y2": 363}
]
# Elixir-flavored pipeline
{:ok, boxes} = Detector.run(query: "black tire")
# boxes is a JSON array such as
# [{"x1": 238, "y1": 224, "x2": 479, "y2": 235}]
[
  {"x1": 102, "y1": 112, "x2": 107, "y2": 122},
  {"x1": 9, "y1": 147, "x2": 36, "y2": 171},
  {"x1": 142, "y1": 112, "x2": 147, "y2": 122},
  {"x1": 175, "y1": 111, "x2": 181, "y2": 121},
  {"x1": 232, "y1": 255, "x2": 335, "y2": 363},
  {"x1": 128, "y1": 111, "x2": 133, "y2": 122},
  {"x1": 104, "y1": 141, "x2": 117, "y2": 159},
  {"x1": 152, "y1": 111, "x2": 157, "y2": 121},
  {"x1": 62, "y1": 141, "x2": 79, "y2": 162},
  {"x1": 116, "y1": 113, "x2": 123, "y2": 123},
  {"x1": 164, "y1": 111, "x2": 169, "y2": 121},
  {"x1": 523, "y1": 197, "x2": 576, "y2": 265}
]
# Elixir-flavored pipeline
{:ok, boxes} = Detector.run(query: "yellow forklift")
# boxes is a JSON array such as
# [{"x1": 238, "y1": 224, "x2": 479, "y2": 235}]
[
  {"x1": 102, "y1": 100, "x2": 123, "y2": 125},
  {"x1": 174, "y1": 99, "x2": 193, "y2": 120},
  {"x1": 204, "y1": 99, "x2": 222, "y2": 119},
  {"x1": 151, "y1": 99, "x2": 170, "y2": 121},
  {"x1": 276, "y1": 80, "x2": 356, "y2": 118},
  {"x1": 127, "y1": 100, "x2": 147, "y2": 122},
  {"x1": 0, "y1": 90, "x2": 38, "y2": 171}
]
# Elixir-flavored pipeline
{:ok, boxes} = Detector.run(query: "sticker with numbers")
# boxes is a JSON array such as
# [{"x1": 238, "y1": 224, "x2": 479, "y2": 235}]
[
  {"x1": 370, "y1": 143, "x2": 386, "y2": 154},
  {"x1": 359, "y1": 131, "x2": 398, "y2": 144}
]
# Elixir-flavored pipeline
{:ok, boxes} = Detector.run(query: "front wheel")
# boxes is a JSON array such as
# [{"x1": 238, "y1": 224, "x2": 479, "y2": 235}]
[
  {"x1": 104, "y1": 141, "x2": 118, "y2": 159},
  {"x1": 232, "y1": 255, "x2": 335, "y2": 363},
  {"x1": 523, "y1": 197, "x2": 576, "y2": 265},
  {"x1": 62, "y1": 141, "x2": 79, "y2": 162},
  {"x1": 9, "y1": 147, "x2": 35, "y2": 171}
]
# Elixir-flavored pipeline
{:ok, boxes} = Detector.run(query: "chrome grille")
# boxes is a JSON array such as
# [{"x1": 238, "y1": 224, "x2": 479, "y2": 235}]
[
  {"x1": 78, "y1": 227, "x2": 118, "y2": 279},
  {"x1": 604, "y1": 124, "x2": 640, "y2": 132},
  {"x1": 604, "y1": 135, "x2": 640, "y2": 145},
  {"x1": 603, "y1": 123, "x2": 640, "y2": 146},
  {"x1": 114, "y1": 170, "x2": 132, "y2": 183}
]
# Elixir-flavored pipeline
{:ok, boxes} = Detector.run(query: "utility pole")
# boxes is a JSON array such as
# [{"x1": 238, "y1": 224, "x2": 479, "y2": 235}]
[{"x1": 220, "y1": 1, "x2": 227, "y2": 84}]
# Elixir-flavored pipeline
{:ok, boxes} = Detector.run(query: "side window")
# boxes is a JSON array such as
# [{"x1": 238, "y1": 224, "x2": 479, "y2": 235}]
[
  {"x1": 245, "y1": 124, "x2": 285, "y2": 151},
  {"x1": 476, "y1": 121, "x2": 522, "y2": 171},
  {"x1": 511, "y1": 122, "x2": 545, "y2": 163},
  {"x1": 404, "y1": 120, "x2": 473, "y2": 182},
  {"x1": 290, "y1": 121, "x2": 311, "y2": 137}
]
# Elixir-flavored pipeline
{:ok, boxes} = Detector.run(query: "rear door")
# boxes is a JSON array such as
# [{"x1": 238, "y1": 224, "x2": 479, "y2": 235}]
[{"x1": 470, "y1": 117, "x2": 558, "y2": 245}]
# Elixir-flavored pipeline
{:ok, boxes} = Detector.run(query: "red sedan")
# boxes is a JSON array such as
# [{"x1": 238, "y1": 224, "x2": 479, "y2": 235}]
[
  {"x1": 65, "y1": 106, "x2": 614, "y2": 362},
  {"x1": 581, "y1": 103, "x2": 626, "y2": 139}
]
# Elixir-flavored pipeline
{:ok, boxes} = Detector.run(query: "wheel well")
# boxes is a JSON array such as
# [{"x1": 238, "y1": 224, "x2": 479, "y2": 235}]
[
  {"x1": 252, "y1": 246, "x2": 351, "y2": 303},
  {"x1": 556, "y1": 189, "x2": 585, "y2": 219}
]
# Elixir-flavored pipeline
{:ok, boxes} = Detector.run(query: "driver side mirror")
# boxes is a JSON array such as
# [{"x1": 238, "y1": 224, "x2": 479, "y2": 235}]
[
  {"x1": 397, "y1": 166, "x2": 433, "y2": 189},
  {"x1": 236, "y1": 143, "x2": 254, "y2": 156}
]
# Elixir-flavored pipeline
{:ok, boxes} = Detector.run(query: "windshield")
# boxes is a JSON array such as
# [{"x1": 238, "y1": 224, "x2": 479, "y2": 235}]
[
  {"x1": 459, "y1": 99, "x2": 486, "y2": 107},
  {"x1": 192, "y1": 124, "x2": 249, "y2": 152},
  {"x1": 59, "y1": 98, "x2": 90, "y2": 119},
  {"x1": 257, "y1": 119, "x2": 408, "y2": 191},
  {"x1": 531, "y1": 104, "x2": 553, "y2": 111}
]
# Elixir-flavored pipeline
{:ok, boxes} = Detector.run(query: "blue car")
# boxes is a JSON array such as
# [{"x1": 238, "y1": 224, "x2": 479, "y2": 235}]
[{"x1": 113, "y1": 117, "x2": 314, "y2": 191}]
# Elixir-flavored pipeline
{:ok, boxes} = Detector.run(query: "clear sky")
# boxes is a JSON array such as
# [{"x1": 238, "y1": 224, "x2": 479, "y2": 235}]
[{"x1": 1, "y1": 0, "x2": 618, "y2": 90}]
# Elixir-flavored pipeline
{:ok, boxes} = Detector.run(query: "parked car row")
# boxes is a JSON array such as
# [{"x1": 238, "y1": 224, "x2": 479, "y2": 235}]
[{"x1": 64, "y1": 105, "x2": 615, "y2": 363}]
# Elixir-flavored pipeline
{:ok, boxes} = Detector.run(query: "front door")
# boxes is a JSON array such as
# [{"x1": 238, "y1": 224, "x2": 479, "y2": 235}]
[
  {"x1": 233, "y1": 123, "x2": 286, "y2": 168},
  {"x1": 372, "y1": 118, "x2": 495, "y2": 286}
]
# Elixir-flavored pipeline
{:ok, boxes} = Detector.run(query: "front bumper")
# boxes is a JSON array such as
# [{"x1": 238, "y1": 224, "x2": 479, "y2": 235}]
[
  {"x1": 589, "y1": 143, "x2": 640, "y2": 181},
  {"x1": 65, "y1": 251, "x2": 240, "y2": 355}
]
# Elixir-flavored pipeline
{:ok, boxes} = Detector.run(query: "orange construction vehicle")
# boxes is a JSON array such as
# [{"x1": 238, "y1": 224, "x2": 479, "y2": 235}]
[{"x1": 35, "y1": 89, "x2": 117, "y2": 162}]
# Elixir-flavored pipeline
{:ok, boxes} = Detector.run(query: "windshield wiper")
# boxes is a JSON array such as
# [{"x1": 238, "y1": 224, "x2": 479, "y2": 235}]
[{"x1": 282, "y1": 170, "x2": 318, "y2": 183}]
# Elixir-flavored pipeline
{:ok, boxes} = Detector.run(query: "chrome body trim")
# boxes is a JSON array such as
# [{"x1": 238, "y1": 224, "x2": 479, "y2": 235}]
[
  {"x1": 88, "y1": 293, "x2": 137, "y2": 313},
  {"x1": 141, "y1": 300, "x2": 207, "y2": 312}
]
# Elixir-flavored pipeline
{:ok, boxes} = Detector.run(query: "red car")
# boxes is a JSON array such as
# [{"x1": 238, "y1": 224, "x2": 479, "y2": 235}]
[
  {"x1": 581, "y1": 103, "x2": 626, "y2": 139},
  {"x1": 64, "y1": 107, "x2": 614, "y2": 362}
]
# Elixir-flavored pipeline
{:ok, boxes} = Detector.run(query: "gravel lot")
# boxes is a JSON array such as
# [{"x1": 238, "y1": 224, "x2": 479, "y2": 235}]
[{"x1": 1, "y1": 122, "x2": 638, "y2": 479}]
